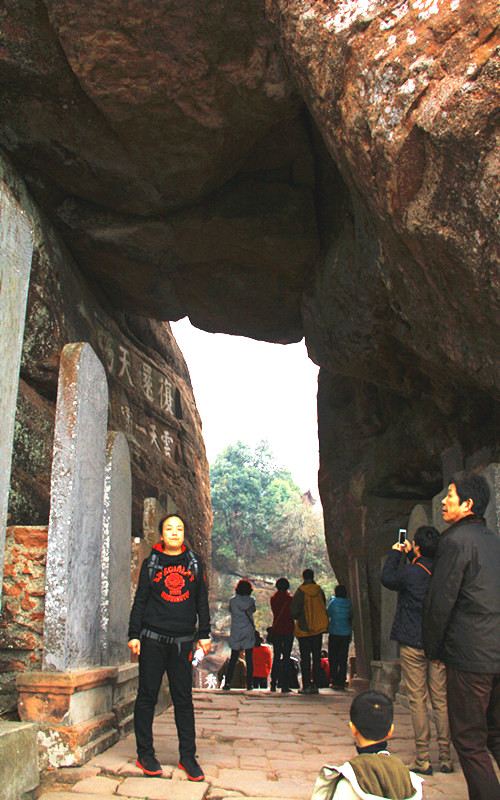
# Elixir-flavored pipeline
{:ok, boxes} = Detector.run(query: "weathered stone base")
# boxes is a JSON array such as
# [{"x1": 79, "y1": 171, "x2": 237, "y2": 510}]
[
  {"x1": 370, "y1": 659, "x2": 401, "y2": 700},
  {"x1": 36, "y1": 712, "x2": 119, "y2": 769},
  {"x1": 112, "y1": 664, "x2": 138, "y2": 738},
  {"x1": 0, "y1": 720, "x2": 39, "y2": 800},
  {"x1": 16, "y1": 667, "x2": 120, "y2": 768},
  {"x1": 349, "y1": 677, "x2": 370, "y2": 693},
  {"x1": 15, "y1": 664, "x2": 170, "y2": 767}
]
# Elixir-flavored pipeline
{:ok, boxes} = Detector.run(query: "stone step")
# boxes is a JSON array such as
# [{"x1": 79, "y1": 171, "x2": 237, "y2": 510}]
[{"x1": 0, "y1": 720, "x2": 39, "y2": 800}]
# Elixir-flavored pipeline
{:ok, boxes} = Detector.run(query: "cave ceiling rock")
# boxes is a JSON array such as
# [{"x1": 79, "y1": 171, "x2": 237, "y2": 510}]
[
  {"x1": 268, "y1": 0, "x2": 499, "y2": 396},
  {"x1": 1, "y1": 0, "x2": 327, "y2": 339},
  {"x1": 0, "y1": 0, "x2": 498, "y2": 381}
]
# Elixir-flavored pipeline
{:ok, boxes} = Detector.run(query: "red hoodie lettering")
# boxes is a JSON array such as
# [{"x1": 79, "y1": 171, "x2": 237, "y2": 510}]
[{"x1": 153, "y1": 564, "x2": 194, "y2": 603}]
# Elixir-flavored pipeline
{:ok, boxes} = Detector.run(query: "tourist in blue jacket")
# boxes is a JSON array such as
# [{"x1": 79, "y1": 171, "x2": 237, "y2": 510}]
[{"x1": 327, "y1": 585, "x2": 352, "y2": 690}]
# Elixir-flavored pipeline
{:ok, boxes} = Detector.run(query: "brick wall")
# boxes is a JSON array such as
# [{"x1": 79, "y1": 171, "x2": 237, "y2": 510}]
[{"x1": 0, "y1": 525, "x2": 48, "y2": 716}]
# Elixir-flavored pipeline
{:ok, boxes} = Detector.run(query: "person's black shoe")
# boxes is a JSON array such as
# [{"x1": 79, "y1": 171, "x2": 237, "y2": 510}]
[
  {"x1": 410, "y1": 763, "x2": 433, "y2": 776},
  {"x1": 222, "y1": 683, "x2": 230, "y2": 690},
  {"x1": 281, "y1": 688, "x2": 292, "y2": 693},
  {"x1": 178, "y1": 756, "x2": 205, "y2": 781},
  {"x1": 299, "y1": 685, "x2": 317, "y2": 694},
  {"x1": 270, "y1": 683, "x2": 277, "y2": 692},
  {"x1": 440, "y1": 763, "x2": 454, "y2": 773},
  {"x1": 136, "y1": 753, "x2": 163, "y2": 777}
]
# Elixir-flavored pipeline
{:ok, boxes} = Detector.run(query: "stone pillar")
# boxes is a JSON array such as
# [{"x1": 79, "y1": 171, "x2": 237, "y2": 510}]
[
  {"x1": 143, "y1": 497, "x2": 167, "y2": 548},
  {"x1": 482, "y1": 463, "x2": 500, "y2": 536},
  {"x1": 379, "y1": 556, "x2": 398, "y2": 661},
  {"x1": 43, "y1": 343, "x2": 108, "y2": 671},
  {"x1": 432, "y1": 489, "x2": 447, "y2": 532},
  {"x1": 142, "y1": 495, "x2": 177, "y2": 548},
  {"x1": 407, "y1": 503, "x2": 431, "y2": 536},
  {"x1": 101, "y1": 432, "x2": 132, "y2": 666},
  {"x1": 0, "y1": 182, "x2": 33, "y2": 607},
  {"x1": 349, "y1": 558, "x2": 372, "y2": 683}
]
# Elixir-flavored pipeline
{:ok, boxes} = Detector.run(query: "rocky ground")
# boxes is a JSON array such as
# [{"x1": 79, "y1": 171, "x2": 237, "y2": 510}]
[{"x1": 37, "y1": 688, "x2": 472, "y2": 799}]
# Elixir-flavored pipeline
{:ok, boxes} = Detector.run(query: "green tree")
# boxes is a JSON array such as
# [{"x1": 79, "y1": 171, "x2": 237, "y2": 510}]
[{"x1": 210, "y1": 441, "x2": 331, "y2": 587}]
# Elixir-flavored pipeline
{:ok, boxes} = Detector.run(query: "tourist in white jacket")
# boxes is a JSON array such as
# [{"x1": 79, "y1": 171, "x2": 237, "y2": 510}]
[{"x1": 223, "y1": 578, "x2": 255, "y2": 691}]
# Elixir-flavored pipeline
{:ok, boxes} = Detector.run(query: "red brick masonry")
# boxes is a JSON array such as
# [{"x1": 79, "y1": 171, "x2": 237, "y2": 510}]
[{"x1": 0, "y1": 526, "x2": 48, "y2": 714}]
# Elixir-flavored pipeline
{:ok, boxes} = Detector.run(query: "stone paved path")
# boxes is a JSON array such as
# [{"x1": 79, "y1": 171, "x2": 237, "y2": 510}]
[{"x1": 38, "y1": 688, "x2": 471, "y2": 799}]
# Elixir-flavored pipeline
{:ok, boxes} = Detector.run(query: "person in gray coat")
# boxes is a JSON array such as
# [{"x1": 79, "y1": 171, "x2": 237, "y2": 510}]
[{"x1": 223, "y1": 579, "x2": 256, "y2": 691}]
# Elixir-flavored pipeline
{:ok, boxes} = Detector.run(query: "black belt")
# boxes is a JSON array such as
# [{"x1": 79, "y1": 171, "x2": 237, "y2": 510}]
[{"x1": 141, "y1": 628, "x2": 194, "y2": 653}]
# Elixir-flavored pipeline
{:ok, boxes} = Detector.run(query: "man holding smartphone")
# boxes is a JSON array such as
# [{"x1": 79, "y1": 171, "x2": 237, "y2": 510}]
[
  {"x1": 381, "y1": 525, "x2": 452, "y2": 775},
  {"x1": 424, "y1": 473, "x2": 500, "y2": 800}
]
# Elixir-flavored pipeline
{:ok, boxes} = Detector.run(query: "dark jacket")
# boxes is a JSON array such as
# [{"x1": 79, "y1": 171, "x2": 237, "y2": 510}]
[
  {"x1": 128, "y1": 543, "x2": 210, "y2": 640},
  {"x1": 381, "y1": 550, "x2": 434, "y2": 649},
  {"x1": 270, "y1": 590, "x2": 294, "y2": 636},
  {"x1": 423, "y1": 516, "x2": 500, "y2": 672}
]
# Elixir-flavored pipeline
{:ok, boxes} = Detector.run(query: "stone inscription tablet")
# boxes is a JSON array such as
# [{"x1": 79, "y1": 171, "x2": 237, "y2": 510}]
[{"x1": 43, "y1": 343, "x2": 108, "y2": 670}]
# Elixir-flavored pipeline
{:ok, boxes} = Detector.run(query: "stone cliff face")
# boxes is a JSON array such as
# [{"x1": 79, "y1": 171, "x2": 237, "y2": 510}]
[
  {"x1": 267, "y1": 1, "x2": 499, "y2": 659},
  {"x1": 1, "y1": 0, "x2": 318, "y2": 340},
  {"x1": 2, "y1": 154, "x2": 211, "y2": 564},
  {"x1": 2, "y1": 1, "x2": 498, "y2": 667}
]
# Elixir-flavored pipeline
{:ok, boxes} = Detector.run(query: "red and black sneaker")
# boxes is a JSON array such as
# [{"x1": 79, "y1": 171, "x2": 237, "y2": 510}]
[
  {"x1": 178, "y1": 756, "x2": 205, "y2": 781},
  {"x1": 136, "y1": 753, "x2": 163, "y2": 777}
]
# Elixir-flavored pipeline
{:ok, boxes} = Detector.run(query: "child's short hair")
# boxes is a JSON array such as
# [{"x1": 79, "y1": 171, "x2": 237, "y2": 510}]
[{"x1": 350, "y1": 691, "x2": 393, "y2": 741}]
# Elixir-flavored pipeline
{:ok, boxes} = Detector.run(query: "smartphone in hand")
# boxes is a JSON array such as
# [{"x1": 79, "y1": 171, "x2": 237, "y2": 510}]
[{"x1": 398, "y1": 528, "x2": 407, "y2": 546}]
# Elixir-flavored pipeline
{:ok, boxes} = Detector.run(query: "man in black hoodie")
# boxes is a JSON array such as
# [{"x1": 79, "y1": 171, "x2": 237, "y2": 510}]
[
  {"x1": 128, "y1": 514, "x2": 210, "y2": 781},
  {"x1": 424, "y1": 473, "x2": 500, "y2": 800},
  {"x1": 381, "y1": 525, "x2": 452, "y2": 776}
]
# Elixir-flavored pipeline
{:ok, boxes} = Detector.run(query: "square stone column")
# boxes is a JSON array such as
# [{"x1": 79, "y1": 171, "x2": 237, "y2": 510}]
[
  {"x1": 0, "y1": 182, "x2": 33, "y2": 606},
  {"x1": 482, "y1": 463, "x2": 500, "y2": 536},
  {"x1": 407, "y1": 503, "x2": 431, "y2": 536},
  {"x1": 379, "y1": 556, "x2": 398, "y2": 661},
  {"x1": 348, "y1": 557, "x2": 373, "y2": 680},
  {"x1": 143, "y1": 495, "x2": 177, "y2": 548},
  {"x1": 101, "y1": 431, "x2": 132, "y2": 665},
  {"x1": 43, "y1": 343, "x2": 108, "y2": 671}
]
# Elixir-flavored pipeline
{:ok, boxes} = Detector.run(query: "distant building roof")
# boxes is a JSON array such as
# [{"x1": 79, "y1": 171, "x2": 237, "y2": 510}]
[{"x1": 301, "y1": 490, "x2": 316, "y2": 507}]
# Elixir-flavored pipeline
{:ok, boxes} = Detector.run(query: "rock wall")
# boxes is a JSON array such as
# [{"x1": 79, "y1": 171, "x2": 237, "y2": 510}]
[
  {"x1": 0, "y1": 0, "x2": 318, "y2": 340},
  {"x1": 1, "y1": 1, "x2": 499, "y2": 675},
  {"x1": 267, "y1": 0, "x2": 499, "y2": 668},
  {"x1": 2, "y1": 154, "x2": 212, "y2": 565},
  {"x1": 0, "y1": 526, "x2": 48, "y2": 715}
]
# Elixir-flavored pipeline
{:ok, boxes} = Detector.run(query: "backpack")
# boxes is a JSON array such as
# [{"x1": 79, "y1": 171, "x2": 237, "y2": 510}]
[{"x1": 147, "y1": 549, "x2": 200, "y2": 584}]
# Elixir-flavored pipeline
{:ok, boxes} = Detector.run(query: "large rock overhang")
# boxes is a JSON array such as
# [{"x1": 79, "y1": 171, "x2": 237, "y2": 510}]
[{"x1": 2, "y1": 1, "x2": 499, "y2": 663}]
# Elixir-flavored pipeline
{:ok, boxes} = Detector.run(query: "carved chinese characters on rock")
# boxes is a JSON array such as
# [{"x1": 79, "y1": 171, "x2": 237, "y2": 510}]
[{"x1": 95, "y1": 325, "x2": 179, "y2": 463}]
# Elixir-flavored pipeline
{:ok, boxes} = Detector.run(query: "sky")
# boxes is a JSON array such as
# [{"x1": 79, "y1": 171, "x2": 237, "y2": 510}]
[{"x1": 171, "y1": 319, "x2": 321, "y2": 499}]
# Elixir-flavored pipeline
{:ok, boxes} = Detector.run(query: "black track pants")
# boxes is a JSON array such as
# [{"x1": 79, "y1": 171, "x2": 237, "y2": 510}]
[{"x1": 134, "y1": 637, "x2": 195, "y2": 760}]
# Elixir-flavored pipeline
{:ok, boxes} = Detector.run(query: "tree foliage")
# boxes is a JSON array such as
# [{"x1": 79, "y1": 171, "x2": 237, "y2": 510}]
[{"x1": 210, "y1": 441, "x2": 330, "y2": 580}]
